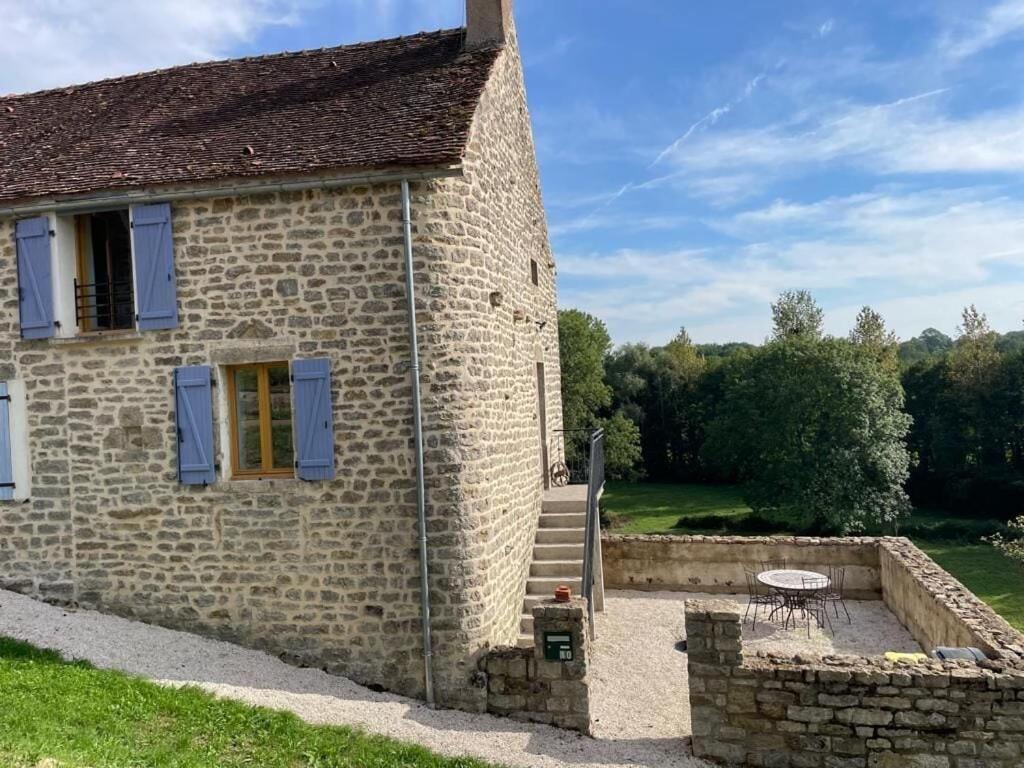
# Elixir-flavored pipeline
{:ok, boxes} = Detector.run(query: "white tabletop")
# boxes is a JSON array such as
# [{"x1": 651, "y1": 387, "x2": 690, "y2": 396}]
[{"x1": 757, "y1": 569, "x2": 830, "y2": 591}]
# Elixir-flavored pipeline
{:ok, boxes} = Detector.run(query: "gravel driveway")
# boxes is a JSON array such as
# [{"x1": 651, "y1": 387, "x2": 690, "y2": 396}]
[{"x1": 0, "y1": 589, "x2": 708, "y2": 768}]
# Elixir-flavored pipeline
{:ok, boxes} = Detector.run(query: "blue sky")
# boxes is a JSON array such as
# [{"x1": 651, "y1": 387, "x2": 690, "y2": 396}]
[{"x1": 3, "y1": 1, "x2": 1024, "y2": 344}]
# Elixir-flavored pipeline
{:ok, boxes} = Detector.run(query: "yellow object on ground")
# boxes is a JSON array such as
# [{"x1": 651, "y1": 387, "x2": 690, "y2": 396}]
[{"x1": 884, "y1": 651, "x2": 928, "y2": 664}]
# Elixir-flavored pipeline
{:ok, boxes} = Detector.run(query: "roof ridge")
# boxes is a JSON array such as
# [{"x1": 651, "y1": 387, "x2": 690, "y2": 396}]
[{"x1": 0, "y1": 26, "x2": 466, "y2": 102}]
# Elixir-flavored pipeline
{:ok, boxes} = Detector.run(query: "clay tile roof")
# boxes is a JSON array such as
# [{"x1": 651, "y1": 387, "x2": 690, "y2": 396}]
[{"x1": 0, "y1": 28, "x2": 498, "y2": 205}]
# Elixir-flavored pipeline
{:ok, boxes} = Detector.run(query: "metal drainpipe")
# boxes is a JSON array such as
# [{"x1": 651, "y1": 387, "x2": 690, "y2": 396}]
[{"x1": 401, "y1": 178, "x2": 435, "y2": 707}]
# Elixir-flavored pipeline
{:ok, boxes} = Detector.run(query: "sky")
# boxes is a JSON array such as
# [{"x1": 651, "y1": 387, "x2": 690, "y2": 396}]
[{"x1": 2, "y1": 1, "x2": 1024, "y2": 345}]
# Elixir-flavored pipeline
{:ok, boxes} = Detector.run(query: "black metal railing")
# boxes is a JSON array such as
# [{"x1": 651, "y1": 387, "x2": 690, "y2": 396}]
[
  {"x1": 580, "y1": 427, "x2": 605, "y2": 639},
  {"x1": 552, "y1": 428, "x2": 595, "y2": 486},
  {"x1": 75, "y1": 279, "x2": 134, "y2": 331}
]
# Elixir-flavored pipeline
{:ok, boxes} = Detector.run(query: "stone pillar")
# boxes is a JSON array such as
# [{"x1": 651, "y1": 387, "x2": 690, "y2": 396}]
[
  {"x1": 684, "y1": 599, "x2": 745, "y2": 765},
  {"x1": 531, "y1": 597, "x2": 591, "y2": 733},
  {"x1": 482, "y1": 597, "x2": 591, "y2": 733}
]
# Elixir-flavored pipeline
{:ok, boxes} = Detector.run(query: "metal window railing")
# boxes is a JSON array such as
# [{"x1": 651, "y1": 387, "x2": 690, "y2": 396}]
[{"x1": 74, "y1": 279, "x2": 134, "y2": 331}]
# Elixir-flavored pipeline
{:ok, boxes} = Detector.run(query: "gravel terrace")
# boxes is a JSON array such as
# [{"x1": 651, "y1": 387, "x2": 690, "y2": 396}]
[
  {"x1": 0, "y1": 589, "x2": 710, "y2": 768},
  {"x1": 588, "y1": 590, "x2": 923, "y2": 742}
]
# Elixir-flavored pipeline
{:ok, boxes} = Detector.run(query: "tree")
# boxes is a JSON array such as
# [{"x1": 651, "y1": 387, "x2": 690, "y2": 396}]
[
  {"x1": 557, "y1": 309, "x2": 641, "y2": 480},
  {"x1": 850, "y1": 306, "x2": 899, "y2": 373},
  {"x1": 704, "y1": 337, "x2": 912, "y2": 533},
  {"x1": 557, "y1": 309, "x2": 612, "y2": 430},
  {"x1": 898, "y1": 328, "x2": 953, "y2": 367},
  {"x1": 771, "y1": 290, "x2": 824, "y2": 341}
]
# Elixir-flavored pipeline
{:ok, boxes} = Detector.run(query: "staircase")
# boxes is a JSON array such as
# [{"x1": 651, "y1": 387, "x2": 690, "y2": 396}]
[{"x1": 518, "y1": 485, "x2": 599, "y2": 647}]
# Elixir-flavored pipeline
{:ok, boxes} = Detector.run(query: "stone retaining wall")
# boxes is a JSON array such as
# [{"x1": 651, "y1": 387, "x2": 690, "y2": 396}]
[
  {"x1": 602, "y1": 534, "x2": 881, "y2": 598},
  {"x1": 686, "y1": 599, "x2": 1024, "y2": 767},
  {"x1": 684, "y1": 537, "x2": 1024, "y2": 766},
  {"x1": 880, "y1": 538, "x2": 1024, "y2": 665},
  {"x1": 481, "y1": 598, "x2": 590, "y2": 733}
]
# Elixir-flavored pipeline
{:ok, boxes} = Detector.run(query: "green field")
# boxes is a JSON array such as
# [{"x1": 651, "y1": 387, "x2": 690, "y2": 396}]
[
  {"x1": 0, "y1": 638, "x2": 494, "y2": 768},
  {"x1": 602, "y1": 481, "x2": 1024, "y2": 632}
]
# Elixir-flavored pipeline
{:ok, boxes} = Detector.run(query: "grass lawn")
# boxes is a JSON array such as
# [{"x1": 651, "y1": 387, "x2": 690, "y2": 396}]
[
  {"x1": 601, "y1": 482, "x2": 752, "y2": 534},
  {"x1": 602, "y1": 480, "x2": 1024, "y2": 633},
  {"x1": 0, "y1": 638, "x2": 496, "y2": 768}
]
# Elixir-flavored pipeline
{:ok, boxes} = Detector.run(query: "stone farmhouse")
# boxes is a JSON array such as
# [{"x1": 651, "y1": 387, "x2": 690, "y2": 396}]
[{"x1": 0, "y1": 0, "x2": 577, "y2": 712}]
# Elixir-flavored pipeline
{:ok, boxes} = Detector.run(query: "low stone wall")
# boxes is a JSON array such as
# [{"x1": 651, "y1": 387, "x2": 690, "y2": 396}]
[
  {"x1": 686, "y1": 598, "x2": 1024, "y2": 767},
  {"x1": 881, "y1": 537, "x2": 1024, "y2": 665},
  {"x1": 480, "y1": 598, "x2": 590, "y2": 733},
  {"x1": 602, "y1": 534, "x2": 881, "y2": 598}
]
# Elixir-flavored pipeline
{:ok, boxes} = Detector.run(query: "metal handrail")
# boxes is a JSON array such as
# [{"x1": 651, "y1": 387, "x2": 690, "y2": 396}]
[{"x1": 580, "y1": 427, "x2": 605, "y2": 639}]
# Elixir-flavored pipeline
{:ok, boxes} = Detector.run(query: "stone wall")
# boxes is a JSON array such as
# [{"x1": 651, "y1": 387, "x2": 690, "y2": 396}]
[
  {"x1": 684, "y1": 537, "x2": 1024, "y2": 766},
  {"x1": 881, "y1": 538, "x2": 1024, "y2": 665},
  {"x1": 0, "y1": 22, "x2": 560, "y2": 712},
  {"x1": 481, "y1": 598, "x2": 590, "y2": 733},
  {"x1": 603, "y1": 534, "x2": 882, "y2": 599},
  {"x1": 686, "y1": 598, "x2": 1024, "y2": 767}
]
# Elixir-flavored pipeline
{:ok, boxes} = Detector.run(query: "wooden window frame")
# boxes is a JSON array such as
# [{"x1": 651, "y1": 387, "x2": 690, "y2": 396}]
[{"x1": 226, "y1": 362, "x2": 294, "y2": 479}]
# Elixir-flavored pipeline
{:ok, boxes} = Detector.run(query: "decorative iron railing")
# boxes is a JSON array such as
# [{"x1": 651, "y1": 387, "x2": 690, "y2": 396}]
[
  {"x1": 552, "y1": 428, "x2": 594, "y2": 486},
  {"x1": 580, "y1": 427, "x2": 605, "y2": 639},
  {"x1": 74, "y1": 279, "x2": 134, "y2": 331}
]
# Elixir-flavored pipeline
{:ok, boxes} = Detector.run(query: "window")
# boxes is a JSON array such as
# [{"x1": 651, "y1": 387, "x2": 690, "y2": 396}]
[
  {"x1": 14, "y1": 202, "x2": 178, "y2": 340},
  {"x1": 226, "y1": 362, "x2": 294, "y2": 478},
  {"x1": 530, "y1": 258, "x2": 539, "y2": 286},
  {"x1": 74, "y1": 210, "x2": 135, "y2": 332}
]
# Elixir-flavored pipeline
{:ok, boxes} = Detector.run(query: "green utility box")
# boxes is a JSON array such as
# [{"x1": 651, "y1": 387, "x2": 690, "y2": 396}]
[{"x1": 543, "y1": 632, "x2": 574, "y2": 661}]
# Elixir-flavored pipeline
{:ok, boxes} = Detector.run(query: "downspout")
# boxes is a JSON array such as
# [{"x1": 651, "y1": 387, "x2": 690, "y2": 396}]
[{"x1": 401, "y1": 178, "x2": 435, "y2": 707}]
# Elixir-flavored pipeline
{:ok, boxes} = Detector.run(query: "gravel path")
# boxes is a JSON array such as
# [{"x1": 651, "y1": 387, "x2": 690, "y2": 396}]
[
  {"x1": 588, "y1": 590, "x2": 922, "y2": 742},
  {"x1": 0, "y1": 590, "x2": 709, "y2": 768}
]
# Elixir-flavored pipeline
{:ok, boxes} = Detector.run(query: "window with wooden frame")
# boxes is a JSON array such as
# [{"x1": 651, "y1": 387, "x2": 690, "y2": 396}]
[
  {"x1": 74, "y1": 209, "x2": 135, "y2": 333},
  {"x1": 226, "y1": 362, "x2": 294, "y2": 478}
]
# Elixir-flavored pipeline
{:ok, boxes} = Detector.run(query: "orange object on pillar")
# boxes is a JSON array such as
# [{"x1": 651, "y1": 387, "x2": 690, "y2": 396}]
[{"x1": 554, "y1": 585, "x2": 572, "y2": 602}]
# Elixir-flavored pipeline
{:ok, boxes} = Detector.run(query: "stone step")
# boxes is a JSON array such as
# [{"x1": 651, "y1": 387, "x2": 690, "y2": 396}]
[
  {"x1": 542, "y1": 496, "x2": 588, "y2": 515},
  {"x1": 535, "y1": 527, "x2": 587, "y2": 545},
  {"x1": 533, "y1": 542, "x2": 584, "y2": 561},
  {"x1": 530, "y1": 559, "x2": 583, "y2": 577},
  {"x1": 516, "y1": 633, "x2": 534, "y2": 648},
  {"x1": 527, "y1": 576, "x2": 582, "y2": 595},
  {"x1": 520, "y1": 613, "x2": 534, "y2": 635},
  {"x1": 538, "y1": 512, "x2": 587, "y2": 529}
]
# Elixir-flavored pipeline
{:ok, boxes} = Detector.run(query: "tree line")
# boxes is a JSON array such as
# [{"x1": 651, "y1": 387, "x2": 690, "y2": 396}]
[{"x1": 559, "y1": 291, "x2": 1024, "y2": 533}]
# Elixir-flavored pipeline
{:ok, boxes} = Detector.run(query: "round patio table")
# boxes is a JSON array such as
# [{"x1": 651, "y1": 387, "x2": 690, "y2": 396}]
[
  {"x1": 757, "y1": 569, "x2": 829, "y2": 593},
  {"x1": 757, "y1": 569, "x2": 830, "y2": 624}
]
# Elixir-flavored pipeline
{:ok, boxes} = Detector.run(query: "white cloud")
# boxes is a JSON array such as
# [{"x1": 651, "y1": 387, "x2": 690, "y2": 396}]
[
  {"x1": 0, "y1": 0, "x2": 317, "y2": 94},
  {"x1": 656, "y1": 88, "x2": 1024, "y2": 186},
  {"x1": 650, "y1": 73, "x2": 766, "y2": 168},
  {"x1": 558, "y1": 187, "x2": 1024, "y2": 344},
  {"x1": 818, "y1": 19, "x2": 834, "y2": 38},
  {"x1": 942, "y1": 0, "x2": 1024, "y2": 59}
]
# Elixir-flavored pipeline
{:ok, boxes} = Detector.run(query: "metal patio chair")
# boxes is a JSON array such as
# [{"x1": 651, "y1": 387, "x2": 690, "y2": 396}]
[
  {"x1": 823, "y1": 564, "x2": 853, "y2": 624},
  {"x1": 743, "y1": 569, "x2": 782, "y2": 630},
  {"x1": 760, "y1": 558, "x2": 788, "y2": 572},
  {"x1": 796, "y1": 575, "x2": 834, "y2": 638}
]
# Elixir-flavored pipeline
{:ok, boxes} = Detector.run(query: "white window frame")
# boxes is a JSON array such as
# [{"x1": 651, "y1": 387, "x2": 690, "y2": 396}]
[{"x1": 49, "y1": 207, "x2": 141, "y2": 337}]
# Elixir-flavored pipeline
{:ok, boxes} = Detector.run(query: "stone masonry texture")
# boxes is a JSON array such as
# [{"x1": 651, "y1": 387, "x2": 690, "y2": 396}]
[
  {"x1": 684, "y1": 537, "x2": 1024, "y2": 767},
  {"x1": 482, "y1": 598, "x2": 591, "y2": 733},
  {"x1": 0, "y1": 22, "x2": 560, "y2": 713}
]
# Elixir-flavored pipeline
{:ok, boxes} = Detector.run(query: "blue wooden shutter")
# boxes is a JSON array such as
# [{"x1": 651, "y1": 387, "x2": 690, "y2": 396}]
[
  {"x1": 0, "y1": 382, "x2": 13, "y2": 501},
  {"x1": 293, "y1": 358, "x2": 335, "y2": 481},
  {"x1": 15, "y1": 217, "x2": 55, "y2": 340},
  {"x1": 174, "y1": 366, "x2": 215, "y2": 485},
  {"x1": 132, "y1": 203, "x2": 178, "y2": 331}
]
